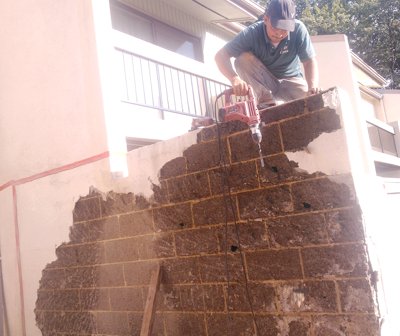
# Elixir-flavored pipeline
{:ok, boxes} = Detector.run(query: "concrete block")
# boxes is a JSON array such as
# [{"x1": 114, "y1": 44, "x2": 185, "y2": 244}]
[
  {"x1": 79, "y1": 288, "x2": 110, "y2": 310},
  {"x1": 120, "y1": 210, "x2": 154, "y2": 236},
  {"x1": 192, "y1": 196, "x2": 237, "y2": 226},
  {"x1": 167, "y1": 172, "x2": 210, "y2": 202},
  {"x1": 291, "y1": 178, "x2": 353, "y2": 212},
  {"x1": 95, "y1": 312, "x2": 130, "y2": 335},
  {"x1": 260, "y1": 98, "x2": 306, "y2": 123},
  {"x1": 237, "y1": 186, "x2": 293, "y2": 219},
  {"x1": 198, "y1": 254, "x2": 243, "y2": 283},
  {"x1": 226, "y1": 282, "x2": 276, "y2": 312},
  {"x1": 246, "y1": 249, "x2": 302, "y2": 280},
  {"x1": 277, "y1": 280, "x2": 337, "y2": 312},
  {"x1": 281, "y1": 107, "x2": 341, "y2": 151},
  {"x1": 161, "y1": 257, "x2": 201, "y2": 284},
  {"x1": 159, "y1": 157, "x2": 187, "y2": 179},
  {"x1": 208, "y1": 161, "x2": 259, "y2": 195},
  {"x1": 184, "y1": 140, "x2": 228, "y2": 173},
  {"x1": 216, "y1": 221, "x2": 269, "y2": 252},
  {"x1": 109, "y1": 287, "x2": 144, "y2": 311},
  {"x1": 313, "y1": 315, "x2": 379, "y2": 336},
  {"x1": 267, "y1": 213, "x2": 328, "y2": 247},
  {"x1": 164, "y1": 313, "x2": 207, "y2": 335},
  {"x1": 325, "y1": 207, "x2": 364, "y2": 243},
  {"x1": 230, "y1": 124, "x2": 282, "y2": 163},
  {"x1": 153, "y1": 203, "x2": 193, "y2": 232},
  {"x1": 175, "y1": 227, "x2": 219, "y2": 256},
  {"x1": 338, "y1": 279, "x2": 375, "y2": 313},
  {"x1": 70, "y1": 216, "x2": 120, "y2": 243},
  {"x1": 302, "y1": 244, "x2": 368, "y2": 278},
  {"x1": 73, "y1": 195, "x2": 102, "y2": 222}
]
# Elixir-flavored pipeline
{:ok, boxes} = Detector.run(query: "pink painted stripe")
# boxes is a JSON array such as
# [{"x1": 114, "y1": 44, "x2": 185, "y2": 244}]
[
  {"x1": 0, "y1": 181, "x2": 14, "y2": 192},
  {"x1": 0, "y1": 151, "x2": 109, "y2": 191},
  {"x1": 13, "y1": 186, "x2": 26, "y2": 336},
  {"x1": 15, "y1": 151, "x2": 110, "y2": 186}
]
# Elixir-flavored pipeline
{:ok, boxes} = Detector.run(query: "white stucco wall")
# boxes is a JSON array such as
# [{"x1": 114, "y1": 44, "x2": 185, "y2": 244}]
[
  {"x1": 0, "y1": 1, "x2": 109, "y2": 334},
  {"x1": 311, "y1": 36, "x2": 400, "y2": 335},
  {"x1": 311, "y1": 35, "x2": 377, "y2": 182},
  {"x1": 0, "y1": 0, "x2": 109, "y2": 184},
  {"x1": 312, "y1": 35, "x2": 360, "y2": 108},
  {"x1": 381, "y1": 90, "x2": 400, "y2": 123}
]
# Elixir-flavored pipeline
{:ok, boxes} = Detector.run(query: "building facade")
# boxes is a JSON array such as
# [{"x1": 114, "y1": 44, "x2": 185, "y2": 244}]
[{"x1": 1, "y1": 0, "x2": 400, "y2": 334}]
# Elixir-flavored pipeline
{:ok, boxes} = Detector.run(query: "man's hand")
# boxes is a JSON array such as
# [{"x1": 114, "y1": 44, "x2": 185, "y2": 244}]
[
  {"x1": 231, "y1": 76, "x2": 249, "y2": 96},
  {"x1": 302, "y1": 58, "x2": 320, "y2": 97},
  {"x1": 307, "y1": 87, "x2": 321, "y2": 96},
  {"x1": 215, "y1": 48, "x2": 250, "y2": 96}
]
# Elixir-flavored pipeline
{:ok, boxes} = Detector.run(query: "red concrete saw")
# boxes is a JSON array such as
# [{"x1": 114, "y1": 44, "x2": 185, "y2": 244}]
[{"x1": 218, "y1": 86, "x2": 264, "y2": 167}]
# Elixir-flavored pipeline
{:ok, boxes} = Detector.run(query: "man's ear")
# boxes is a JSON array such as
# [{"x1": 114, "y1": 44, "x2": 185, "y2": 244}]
[{"x1": 263, "y1": 15, "x2": 269, "y2": 25}]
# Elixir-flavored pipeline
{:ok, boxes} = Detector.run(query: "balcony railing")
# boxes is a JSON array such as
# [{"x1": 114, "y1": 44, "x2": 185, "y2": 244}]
[{"x1": 116, "y1": 48, "x2": 230, "y2": 119}]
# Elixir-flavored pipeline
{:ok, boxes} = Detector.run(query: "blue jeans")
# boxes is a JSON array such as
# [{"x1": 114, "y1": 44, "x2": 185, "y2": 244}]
[{"x1": 234, "y1": 52, "x2": 308, "y2": 104}]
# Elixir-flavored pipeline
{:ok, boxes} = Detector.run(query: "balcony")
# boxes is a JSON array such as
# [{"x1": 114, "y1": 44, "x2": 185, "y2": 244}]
[
  {"x1": 111, "y1": 30, "x2": 230, "y2": 143},
  {"x1": 117, "y1": 47, "x2": 229, "y2": 118}
]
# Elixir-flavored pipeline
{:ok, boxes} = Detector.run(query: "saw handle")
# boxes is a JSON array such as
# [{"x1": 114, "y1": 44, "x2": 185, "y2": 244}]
[{"x1": 223, "y1": 86, "x2": 256, "y2": 104}]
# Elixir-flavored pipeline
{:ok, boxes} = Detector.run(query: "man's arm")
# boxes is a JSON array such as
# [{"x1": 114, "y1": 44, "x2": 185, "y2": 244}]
[
  {"x1": 302, "y1": 57, "x2": 320, "y2": 95},
  {"x1": 215, "y1": 47, "x2": 249, "y2": 96}
]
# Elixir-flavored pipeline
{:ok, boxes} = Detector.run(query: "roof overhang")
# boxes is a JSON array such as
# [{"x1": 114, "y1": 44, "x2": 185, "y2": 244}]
[
  {"x1": 351, "y1": 52, "x2": 388, "y2": 88},
  {"x1": 359, "y1": 83, "x2": 384, "y2": 100},
  {"x1": 166, "y1": 0, "x2": 264, "y2": 34},
  {"x1": 197, "y1": 0, "x2": 264, "y2": 33}
]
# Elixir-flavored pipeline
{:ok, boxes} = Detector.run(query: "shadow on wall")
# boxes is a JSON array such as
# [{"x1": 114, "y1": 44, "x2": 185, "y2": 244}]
[{"x1": 35, "y1": 88, "x2": 380, "y2": 336}]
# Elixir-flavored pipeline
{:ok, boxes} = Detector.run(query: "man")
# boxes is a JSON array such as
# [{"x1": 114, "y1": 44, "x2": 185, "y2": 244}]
[{"x1": 215, "y1": 0, "x2": 320, "y2": 107}]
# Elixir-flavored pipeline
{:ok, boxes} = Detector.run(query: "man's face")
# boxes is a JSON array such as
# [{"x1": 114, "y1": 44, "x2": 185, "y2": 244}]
[{"x1": 264, "y1": 16, "x2": 289, "y2": 44}]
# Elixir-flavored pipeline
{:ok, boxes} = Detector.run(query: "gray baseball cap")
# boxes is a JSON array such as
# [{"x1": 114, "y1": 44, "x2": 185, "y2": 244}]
[{"x1": 266, "y1": 0, "x2": 296, "y2": 32}]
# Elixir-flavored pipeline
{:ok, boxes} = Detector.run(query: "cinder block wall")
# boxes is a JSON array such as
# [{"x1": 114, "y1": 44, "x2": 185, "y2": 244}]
[{"x1": 35, "y1": 89, "x2": 380, "y2": 335}]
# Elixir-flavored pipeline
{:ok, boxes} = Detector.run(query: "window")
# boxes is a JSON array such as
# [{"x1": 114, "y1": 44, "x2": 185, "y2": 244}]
[
  {"x1": 367, "y1": 122, "x2": 398, "y2": 157},
  {"x1": 109, "y1": 0, "x2": 203, "y2": 62},
  {"x1": 126, "y1": 137, "x2": 159, "y2": 151},
  {"x1": 375, "y1": 162, "x2": 400, "y2": 178}
]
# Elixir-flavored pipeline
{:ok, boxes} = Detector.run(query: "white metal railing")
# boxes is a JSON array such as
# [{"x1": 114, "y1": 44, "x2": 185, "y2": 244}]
[{"x1": 113, "y1": 31, "x2": 230, "y2": 118}]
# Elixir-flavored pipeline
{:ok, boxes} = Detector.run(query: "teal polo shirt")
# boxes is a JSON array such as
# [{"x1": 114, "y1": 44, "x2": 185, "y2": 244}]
[{"x1": 223, "y1": 19, "x2": 315, "y2": 79}]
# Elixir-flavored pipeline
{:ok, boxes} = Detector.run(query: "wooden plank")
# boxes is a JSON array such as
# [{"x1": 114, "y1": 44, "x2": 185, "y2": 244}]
[{"x1": 140, "y1": 264, "x2": 162, "y2": 336}]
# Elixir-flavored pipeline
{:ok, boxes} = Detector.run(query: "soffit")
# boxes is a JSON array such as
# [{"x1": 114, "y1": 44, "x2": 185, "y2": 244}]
[
  {"x1": 166, "y1": 0, "x2": 261, "y2": 22},
  {"x1": 162, "y1": 0, "x2": 263, "y2": 34}
]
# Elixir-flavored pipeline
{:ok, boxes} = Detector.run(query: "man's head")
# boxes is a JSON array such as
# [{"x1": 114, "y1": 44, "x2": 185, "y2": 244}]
[{"x1": 265, "y1": 0, "x2": 296, "y2": 32}]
